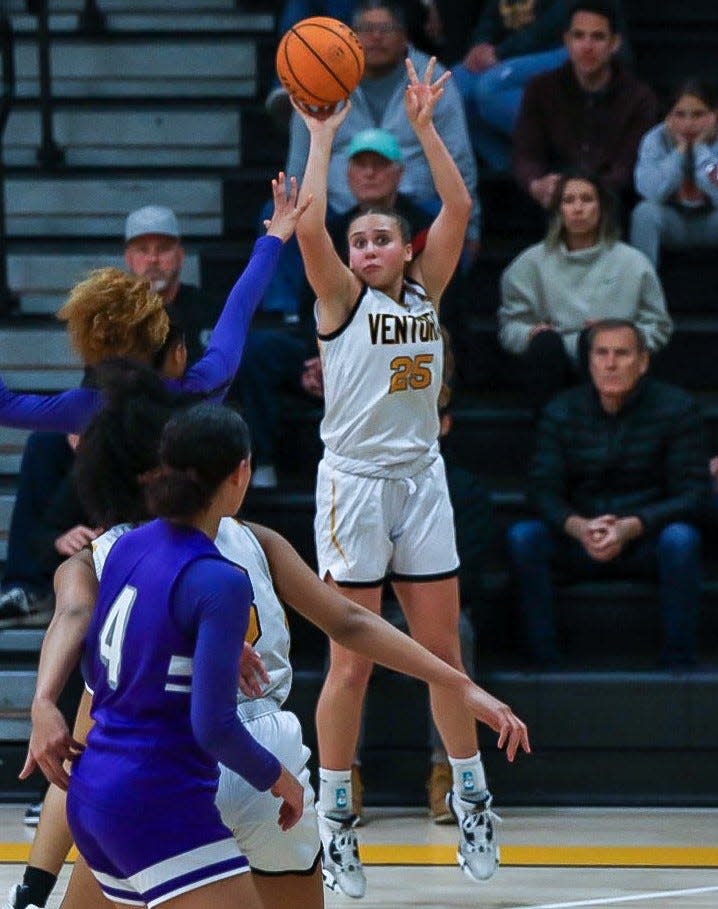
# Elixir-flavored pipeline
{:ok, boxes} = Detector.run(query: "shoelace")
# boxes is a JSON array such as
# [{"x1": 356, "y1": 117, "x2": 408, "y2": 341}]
[
  {"x1": 330, "y1": 828, "x2": 361, "y2": 869},
  {"x1": 462, "y1": 807, "x2": 502, "y2": 850}
]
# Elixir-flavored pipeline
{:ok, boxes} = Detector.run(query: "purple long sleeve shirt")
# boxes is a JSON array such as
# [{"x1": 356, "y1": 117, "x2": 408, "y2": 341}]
[{"x1": 0, "y1": 235, "x2": 282, "y2": 433}]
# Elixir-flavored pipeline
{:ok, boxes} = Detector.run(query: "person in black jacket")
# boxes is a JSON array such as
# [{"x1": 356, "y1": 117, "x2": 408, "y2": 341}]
[
  {"x1": 123, "y1": 205, "x2": 222, "y2": 367},
  {"x1": 507, "y1": 318, "x2": 707, "y2": 668}
]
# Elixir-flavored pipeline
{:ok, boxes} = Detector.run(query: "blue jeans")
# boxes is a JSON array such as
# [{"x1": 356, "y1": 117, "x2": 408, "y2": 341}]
[
  {"x1": 507, "y1": 519, "x2": 701, "y2": 667},
  {"x1": 630, "y1": 199, "x2": 718, "y2": 268},
  {"x1": 453, "y1": 47, "x2": 567, "y2": 170},
  {"x1": 232, "y1": 328, "x2": 312, "y2": 465},
  {"x1": 3, "y1": 431, "x2": 74, "y2": 597},
  {"x1": 278, "y1": 0, "x2": 357, "y2": 33},
  {"x1": 256, "y1": 199, "x2": 308, "y2": 317}
]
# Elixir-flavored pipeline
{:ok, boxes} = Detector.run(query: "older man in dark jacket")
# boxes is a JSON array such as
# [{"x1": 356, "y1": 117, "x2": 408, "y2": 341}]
[{"x1": 507, "y1": 319, "x2": 708, "y2": 668}]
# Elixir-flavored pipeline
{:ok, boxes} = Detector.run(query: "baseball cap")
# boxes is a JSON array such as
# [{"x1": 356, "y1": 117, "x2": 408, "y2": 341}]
[
  {"x1": 347, "y1": 129, "x2": 402, "y2": 163},
  {"x1": 125, "y1": 205, "x2": 180, "y2": 243}
]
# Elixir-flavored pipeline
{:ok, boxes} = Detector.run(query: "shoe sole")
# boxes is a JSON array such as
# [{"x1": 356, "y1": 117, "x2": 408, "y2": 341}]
[
  {"x1": 456, "y1": 849, "x2": 499, "y2": 882},
  {"x1": 321, "y1": 866, "x2": 365, "y2": 899}
]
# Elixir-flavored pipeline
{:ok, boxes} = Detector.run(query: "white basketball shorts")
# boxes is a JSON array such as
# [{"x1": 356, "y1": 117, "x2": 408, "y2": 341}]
[
  {"x1": 314, "y1": 454, "x2": 459, "y2": 585},
  {"x1": 215, "y1": 709, "x2": 319, "y2": 874}
]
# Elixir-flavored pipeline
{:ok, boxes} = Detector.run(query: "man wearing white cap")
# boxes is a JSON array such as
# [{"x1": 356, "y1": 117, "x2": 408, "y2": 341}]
[{"x1": 124, "y1": 205, "x2": 221, "y2": 367}]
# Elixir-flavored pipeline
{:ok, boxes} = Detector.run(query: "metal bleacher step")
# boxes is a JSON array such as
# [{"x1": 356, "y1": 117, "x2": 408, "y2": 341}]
[
  {"x1": 12, "y1": 31, "x2": 261, "y2": 100},
  {"x1": 4, "y1": 0, "x2": 250, "y2": 12},
  {"x1": 0, "y1": 668, "x2": 35, "y2": 741},
  {"x1": 0, "y1": 325, "x2": 81, "y2": 388},
  {"x1": 4, "y1": 106, "x2": 242, "y2": 168},
  {"x1": 285, "y1": 666, "x2": 718, "y2": 807},
  {"x1": 0, "y1": 629, "x2": 45, "y2": 655},
  {"x1": 9, "y1": 7, "x2": 273, "y2": 35},
  {"x1": 0, "y1": 428, "x2": 31, "y2": 476},
  {"x1": 8, "y1": 246, "x2": 202, "y2": 315},
  {"x1": 5, "y1": 173, "x2": 223, "y2": 238}
]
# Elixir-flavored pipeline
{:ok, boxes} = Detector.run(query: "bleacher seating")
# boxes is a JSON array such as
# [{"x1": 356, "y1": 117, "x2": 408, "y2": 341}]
[{"x1": 1, "y1": 0, "x2": 718, "y2": 807}]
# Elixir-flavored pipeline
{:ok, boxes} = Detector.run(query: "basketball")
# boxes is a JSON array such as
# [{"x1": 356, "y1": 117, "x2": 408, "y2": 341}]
[{"x1": 275, "y1": 16, "x2": 365, "y2": 109}]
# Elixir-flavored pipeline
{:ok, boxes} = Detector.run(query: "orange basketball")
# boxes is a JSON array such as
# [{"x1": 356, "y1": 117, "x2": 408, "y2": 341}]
[{"x1": 276, "y1": 16, "x2": 365, "y2": 109}]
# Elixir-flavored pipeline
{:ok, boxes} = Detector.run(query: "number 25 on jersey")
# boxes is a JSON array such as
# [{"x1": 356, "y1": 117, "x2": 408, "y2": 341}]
[{"x1": 389, "y1": 353, "x2": 434, "y2": 394}]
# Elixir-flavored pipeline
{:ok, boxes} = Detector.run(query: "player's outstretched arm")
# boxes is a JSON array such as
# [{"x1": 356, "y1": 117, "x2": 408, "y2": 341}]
[
  {"x1": 292, "y1": 100, "x2": 360, "y2": 331},
  {"x1": 0, "y1": 374, "x2": 101, "y2": 433},
  {"x1": 180, "y1": 170, "x2": 313, "y2": 399},
  {"x1": 251, "y1": 523, "x2": 530, "y2": 760},
  {"x1": 20, "y1": 550, "x2": 97, "y2": 788},
  {"x1": 404, "y1": 57, "x2": 471, "y2": 304}
]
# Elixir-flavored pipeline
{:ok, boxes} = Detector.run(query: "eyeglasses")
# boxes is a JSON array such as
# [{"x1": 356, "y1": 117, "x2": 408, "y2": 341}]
[{"x1": 354, "y1": 22, "x2": 403, "y2": 35}]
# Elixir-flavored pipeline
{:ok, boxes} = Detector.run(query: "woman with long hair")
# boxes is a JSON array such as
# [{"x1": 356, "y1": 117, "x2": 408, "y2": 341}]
[
  {"x1": 292, "y1": 57, "x2": 529, "y2": 896},
  {"x1": 631, "y1": 77, "x2": 718, "y2": 267},
  {"x1": 499, "y1": 170, "x2": 672, "y2": 409}
]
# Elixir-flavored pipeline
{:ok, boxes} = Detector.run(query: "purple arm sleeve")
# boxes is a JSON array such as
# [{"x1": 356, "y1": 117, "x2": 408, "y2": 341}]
[
  {"x1": 0, "y1": 377, "x2": 102, "y2": 432},
  {"x1": 0, "y1": 236, "x2": 282, "y2": 428},
  {"x1": 174, "y1": 558, "x2": 281, "y2": 792},
  {"x1": 171, "y1": 235, "x2": 284, "y2": 401}
]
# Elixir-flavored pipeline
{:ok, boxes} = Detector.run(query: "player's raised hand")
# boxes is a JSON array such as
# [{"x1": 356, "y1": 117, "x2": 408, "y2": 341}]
[
  {"x1": 463, "y1": 683, "x2": 530, "y2": 762},
  {"x1": 264, "y1": 172, "x2": 313, "y2": 242},
  {"x1": 404, "y1": 56, "x2": 450, "y2": 128},
  {"x1": 290, "y1": 94, "x2": 352, "y2": 130}
]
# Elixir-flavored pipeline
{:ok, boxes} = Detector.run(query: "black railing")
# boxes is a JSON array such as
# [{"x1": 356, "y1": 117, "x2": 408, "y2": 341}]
[
  {"x1": 79, "y1": 0, "x2": 106, "y2": 34},
  {"x1": 32, "y1": 0, "x2": 64, "y2": 166},
  {"x1": 0, "y1": 12, "x2": 18, "y2": 313}
]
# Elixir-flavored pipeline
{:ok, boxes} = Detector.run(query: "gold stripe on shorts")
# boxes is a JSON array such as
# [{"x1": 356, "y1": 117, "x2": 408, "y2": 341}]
[{"x1": 330, "y1": 479, "x2": 349, "y2": 567}]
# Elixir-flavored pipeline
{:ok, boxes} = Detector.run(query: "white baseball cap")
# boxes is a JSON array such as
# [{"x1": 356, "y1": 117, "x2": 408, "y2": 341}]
[{"x1": 125, "y1": 205, "x2": 180, "y2": 242}]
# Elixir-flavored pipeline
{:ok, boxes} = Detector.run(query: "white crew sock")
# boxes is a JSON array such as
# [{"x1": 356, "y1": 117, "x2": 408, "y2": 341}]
[
  {"x1": 318, "y1": 767, "x2": 353, "y2": 817},
  {"x1": 448, "y1": 752, "x2": 488, "y2": 802}
]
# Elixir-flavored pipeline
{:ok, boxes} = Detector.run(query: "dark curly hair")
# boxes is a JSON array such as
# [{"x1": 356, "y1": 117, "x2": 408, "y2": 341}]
[{"x1": 73, "y1": 360, "x2": 195, "y2": 527}]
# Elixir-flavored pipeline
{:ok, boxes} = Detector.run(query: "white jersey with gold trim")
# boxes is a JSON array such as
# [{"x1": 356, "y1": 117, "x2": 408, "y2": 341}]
[
  {"x1": 91, "y1": 518, "x2": 292, "y2": 718},
  {"x1": 318, "y1": 279, "x2": 442, "y2": 476}
]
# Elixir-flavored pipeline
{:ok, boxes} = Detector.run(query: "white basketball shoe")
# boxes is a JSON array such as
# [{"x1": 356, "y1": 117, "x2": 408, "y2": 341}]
[
  {"x1": 447, "y1": 790, "x2": 500, "y2": 881},
  {"x1": 317, "y1": 808, "x2": 367, "y2": 898}
]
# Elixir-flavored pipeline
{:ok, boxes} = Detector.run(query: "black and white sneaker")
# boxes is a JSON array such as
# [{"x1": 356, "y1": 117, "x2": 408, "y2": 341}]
[
  {"x1": 447, "y1": 790, "x2": 500, "y2": 881},
  {"x1": 23, "y1": 802, "x2": 43, "y2": 827},
  {"x1": 317, "y1": 808, "x2": 367, "y2": 898},
  {"x1": 0, "y1": 589, "x2": 51, "y2": 629},
  {"x1": 3, "y1": 885, "x2": 40, "y2": 909}
]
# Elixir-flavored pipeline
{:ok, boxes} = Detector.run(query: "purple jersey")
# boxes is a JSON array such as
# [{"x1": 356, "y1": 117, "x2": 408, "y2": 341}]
[
  {"x1": 0, "y1": 235, "x2": 282, "y2": 433},
  {"x1": 71, "y1": 519, "x2": 280, "y2": 815}
]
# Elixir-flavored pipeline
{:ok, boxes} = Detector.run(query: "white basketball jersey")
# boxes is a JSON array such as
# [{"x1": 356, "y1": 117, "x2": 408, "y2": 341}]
[
  {"x1": 318, "y1": 280, "x2": 442, "y2": 474},
  {"x1": 91, "y1": 519, "x2": 292, "y2": 715}
]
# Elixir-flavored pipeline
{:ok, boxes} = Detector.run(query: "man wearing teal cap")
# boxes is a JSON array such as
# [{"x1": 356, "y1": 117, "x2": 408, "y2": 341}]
[
  {"x1": 346, "y1": 126, "x2": 402, "y2": 161},
  {"x1": 330, "y1": 126, "x2": 434, "y2": 260}
]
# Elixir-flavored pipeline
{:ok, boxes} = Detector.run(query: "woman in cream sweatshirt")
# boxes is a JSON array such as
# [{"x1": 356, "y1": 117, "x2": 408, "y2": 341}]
[{"x1": 498, "y1": 170, "x2": 672, "y2": 408}]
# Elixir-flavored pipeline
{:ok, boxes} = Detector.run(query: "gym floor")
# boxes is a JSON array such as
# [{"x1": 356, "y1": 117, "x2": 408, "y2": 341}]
[{"x1": 2, "y1": 803, "x2": 718, "y2": 908}]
